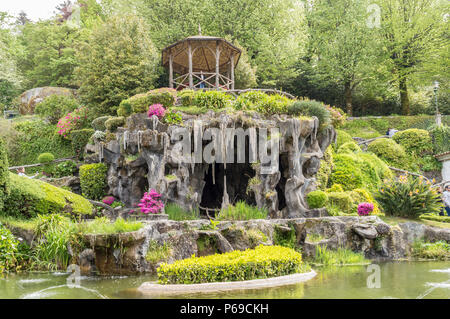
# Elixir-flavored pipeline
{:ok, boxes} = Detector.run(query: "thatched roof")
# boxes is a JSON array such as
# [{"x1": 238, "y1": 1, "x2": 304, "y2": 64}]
[{"x1": 162, "y1": 36, "x2": 241, "y2": 74}]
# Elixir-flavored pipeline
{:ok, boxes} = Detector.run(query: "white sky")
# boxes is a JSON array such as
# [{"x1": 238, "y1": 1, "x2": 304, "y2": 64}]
[{"x1": 1, "y1": 0, "x2": 65, "y2": 21}]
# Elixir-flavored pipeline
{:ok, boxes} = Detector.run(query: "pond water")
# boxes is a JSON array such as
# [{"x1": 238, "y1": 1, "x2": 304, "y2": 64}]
[{"x1": 0, "y1": 261, "x2": 448, "y2": 299}]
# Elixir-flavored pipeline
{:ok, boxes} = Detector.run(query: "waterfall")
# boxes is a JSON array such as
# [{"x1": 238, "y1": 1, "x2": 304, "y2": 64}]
[
  {"x1": 98, "y1": 143, "x2": 104, "y2": 162},
  {"x1": 137, "y1": 130, "x2": 143, "y2": 153},
  {"x1": 123, "y1": 131, "x2": 128, "y2": 150}
]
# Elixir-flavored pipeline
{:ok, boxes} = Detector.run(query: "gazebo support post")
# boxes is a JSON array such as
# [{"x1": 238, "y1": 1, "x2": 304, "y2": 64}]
[
  {"x1": 215, "y1": 41, "x2": 220, "y2": 89},
  {"x1": 230, "y1": 53, "x2": 235, "y2": 90},
  {"x1": 188, "y1": 42, "x2": 193, "y2": 88},
  {"x1": 169, "y1": 52, "x2": 174, "y2": 89}
]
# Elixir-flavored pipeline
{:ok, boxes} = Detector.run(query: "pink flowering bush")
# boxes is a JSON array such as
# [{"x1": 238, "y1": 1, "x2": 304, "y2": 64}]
[
  {"x1": 326, "y1": 105, "x2": 347, "y2": 128},
  {"x1": 102, "y1": 196, "x2": 115, "y2": 206},
  {"x1": 57, "y1": 107, "x2": 89, "y2": 139},
  {"x1": 138, "y1": 189, "x2": 164, "y2": 214},
  {"x1": 357, "y1": 202, "x2": 374, "y2": 216},
  {"x1": 147, "y1": 104, "x2": 166, "y2": 119}
]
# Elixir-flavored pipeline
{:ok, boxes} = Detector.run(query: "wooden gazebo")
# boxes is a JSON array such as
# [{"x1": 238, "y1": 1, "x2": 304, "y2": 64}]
[{"x1": 162, "y1": 36, "x2": 241, "y2": 90}]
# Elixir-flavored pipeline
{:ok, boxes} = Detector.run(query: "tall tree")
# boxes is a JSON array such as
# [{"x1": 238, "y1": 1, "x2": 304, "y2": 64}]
[
  {"x1": 375, "y1": 0, "x2": 448, "y2": 115},
  {"x1": 306, "y1": 0, "x2": 382, "y2": 116},
  {"x1": 74, "y1": 13, "x2": 159, "y2": 115}
]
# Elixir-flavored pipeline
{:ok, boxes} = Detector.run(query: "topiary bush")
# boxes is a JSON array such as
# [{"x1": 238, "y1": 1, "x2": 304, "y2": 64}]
[
  {"x1": 306, "y1": 190, "x2": 328, "y2": 208},
  {"x1": 104, "y1": 116, "x2": 125, "y2": 132},
  {"x1": 178, "y1": 89, "x2": 195, "y2": 107},
  {"x1": 335, "y1": 130, "x2": 354, "y2": 150},
  {"x1": 193, "y1": 90, "x2": 232, "y2": 110},
  {"x1": 0, "y1": 138, "x2": 10, "y2": 212},
  {"x1": 327, "y1": 192, "x2": 353, "y2": 213},
  {"x1": 157, "y1": 245, "x2": 306, "y2": 284},
  {"x1": 392, "y1": 129, "x2": 433, "y2": 156},
  {"x1": 91, "y1": 116, "x2": 112, "y2": 131},
  {"x1": 34, "y1": 95, "x2": 80, "y2": 124},
  {"x1": 37, "y1": 152, "x2": 55, "y2": 164},
  {"x1": 287, "y1": 100, "x2": 331, "y2": 128},
  {"x1": 3, "y1": 173, "x2": 93, "y2": 219},
  {"x1": 70, "y1": 129, "x2": 94, "y2": 159},
  {"x1": 337, "y1": 142, "x2": 361, "y2": 154},
  {"x1": 367, "y1": 138, "x2": 407, "y2": 168},
  {"x1": 330, "y1": 154, "x2": 364, "y2": 191},
  {"x1": 79, "y1": 163, "x2": 108, "y2": 200}
]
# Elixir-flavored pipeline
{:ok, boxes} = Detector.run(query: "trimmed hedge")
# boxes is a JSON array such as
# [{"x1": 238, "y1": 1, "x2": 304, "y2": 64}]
[
  {"x1": 105, "y1": 116, "x2": 125, "y2": 132},
  {"x1": 79, "y1": 163, "x2": 108, "y2": 200},
  {"x1": 327, "y1": 192, "x2": 353, "y2": 213},
  {"x1": 0, "y1": 138, "x2": 10, "y2": 212},
  {"x1": 392, "y1": 129, "x2": 432, "y2": 156},
  {"x1": 3, "y1": 173, "x2": 93, "y2": 219},
  {"x1": 117, "y1": 88, "x2": 176, "y2": 117},
  {"x1": 70, "y1": 129, "x2": 94, "y2": 159},
  {"x1": 37, "y1": 152, "x2": 54, "y2": 164},
  {"x1": 335, "y1": 130, "x2": 354, "y2": 150},
  {"x1": 306, "y1": 190, "x2": 328, "y2": 208},
  {"x1": 92, "y1": 116, "x2": 112, "y2": 131},
  {"x1": 193, "y1": 90, "x2": 232, "y2": 110},
  {"x1": 367, "y1": 138, "x2": 407, "y2": 168},
  {"x1": 337, "y1": 142, "x2": 361, "y2": 154},
  {"x1": 157, "y1": 245, "x2": 305, "y2": 284}
]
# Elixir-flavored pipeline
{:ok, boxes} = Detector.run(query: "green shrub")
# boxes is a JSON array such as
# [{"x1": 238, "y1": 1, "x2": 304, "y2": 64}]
[
  {"x1": 178, "y1": 89, "x2": 195, "y2": 107},
  {"x1": 392, "y1": 129, "x2": 433, "y2": 156},
  {"x1": 287, "y1": 100, "x2": 331, "y2": 128},
  {"x1": 105, "y1": 116, "x2": 125, "y2": 132},
  {"x1": 117, "y1": 88, "x2": 176, "y2": 116},
  {"x1": 91, "y1": 116, "x2": 112, "y2": 131},
  {"x1": 306, "y1": 190, "x2": 328, "y2": 208},
  {"x1": 349, "y1": 188, "x2": 381, "y2": 215},
  {"x1": 375, "y1": 175, "x2": 441, "y2": 219},
  {"x1": 429, "y1": 125, "x2": 450, "y2": 154},
  {"x1": 146, "y1": 240, "x2": 173, "y2": 264},
  {"x1": 53, "y1": 160, "x2": 77, "y2": 178},
  {"x1": 335, "y1": 130, "x2": 354, "y2": 149},
  {"x1": 313, "y1": 245, "x2": 368, "y2": 265},
  {"x1": 217, "y1": 201, "x2": 268, "y2": 220},
  {"x1": 76, "y1": 217, "x2": 143, "y2": 234},
  {"x1": 157, "y1": 245, "x2": 306, "y2": 284},
  {"x1": 79, "y1": 163, "x2": 108, "y2": 200},
  {"x1": 37, "y1": 152, "x2": 55, "y2": 164},
  {"x1": 193, "y1": 90, "x2": 232, "y2": 110},
  {"x1": 34, "y1": 95, "x2": 80, "y2": 124},
  {"x1": 273, "y1": 224, "x2": 297, "y2": 249},
  {"x1": 327, "y1": 192, "x2": 353, "y2": 213},
  {"x1": 420, "y1": 214, "x2": 450, "y2": 223},
  {"x1": 0, "y1": 222, "x2": 19, "y2": 272},
  {"x1": 163, "y1": 110, "x2": 183, "y2": 125},
  {"x1": 411, "y1": 240, "x2": 449, "y2": 260},
  {"x1": 356, "y1": 152, "x2": 393, "y2": 181},
  {"x1": 70, "y1": 129, "x2": 94, "y2": 159},
  {"x1": 367, "y1": 138, "x2": 407, "y2": 168},
  {"x1": 3, "y1": 173, "x2": 93, "y2": 219},
  {"x1": 337, "y1": 142, "x2": 361, "y2": 154},
  {"x1": 316, "y1": 146, "x2": 333, "y2": 190},
  {"x1": 234, "y1": 91, "x2": 269, "y2": 110},
  {"x1": 327, "y1": 184, "x2": 344, "y2": 192},
  {"x1": 330, "y1": 154, "x2": 364, "y2": 190},
  {"x1": 0, "y1": 138, "x2": 10, "y2": 212}
]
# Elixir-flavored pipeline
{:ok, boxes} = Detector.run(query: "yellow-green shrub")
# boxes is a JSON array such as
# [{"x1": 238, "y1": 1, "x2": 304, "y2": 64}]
[
  {"x1": 157, "y1": 245, "x2": 305, "y2": 284},
  {"x1": 3, "y1": 173, "x2": 93, "y2": 219},
  {"x1": 117, "y1": 88, "x2": 176, "y2": 116},
  {"x1": 306, "y1": 190, "x2": 328, "y2": 208},
  {"x1": 327, "y1": 192, "x2": 353, "y2": 213},
  {"x1": 392, "y1": 129, "x2": 432, "y2": 156},
  {"x1": 79, "y1": 163, "x2": 108, "y2": 200},
  {"x1": 193, "y1": 90, "x2": 232, "y2": 109},
  {"x1": 105, "y1": 116, "x2": 125, "y2": 132},
  {"x1": 335, "y1": 130, "x2": 354, "y2": 150},
  {"x1": 327, "y1": 184, "x2": 344, "y2": 192},
  {"x1": 349, "y1": 188, "x2": 381, "y2": 215},
  {"x1": 316, "y1": 146, "x2": 333, "y2": 190},
  {"x1": 337, "y1": 142, "x2": 361, "y2": 154},
  {"x1": 367, "y1": 138, "x2": 407, "y2": 168}
]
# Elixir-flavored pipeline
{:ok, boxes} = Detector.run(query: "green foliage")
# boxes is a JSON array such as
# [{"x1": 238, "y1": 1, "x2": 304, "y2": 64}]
[
  {"x1": 163, "y1": 110, "x2": 183, "y2": 125},
  {"x1": 3, "y1": 173, "x2": 93, "y2": 219},
  {"x1": 165, "y1": 203, "x2": 199, "y2": 221},
  {"x1": 349, "y1": 188, "x2": 381, "y2": 215},
  {"x1": 91, "y1": 116, "x2": 112, "y2": 131},
  {"x1": 177, "y1": 90, "x2": 195, "y2": 107},
  {"x1": 70, "y1": 129, "x2": 94, "y2": 159},
  {"x1": 306, "y1": 190, "x2": 328, "y2": 208},
  {"x1": 0, "y1": 222, "x2": 19, "y2": 272},
  {"x1": 217, "y1": 201, "x2": 268, "y2": 221},
  {"x1": 420, "y1": 214, "x2": 450, "y2": 223},
  {"x1": 193, "y1": 90, "x2": 232, "y2": 110},
  {"x1": 37, "y1": 152, "x2": 54, "y2": 164},
  {"x1": 145, "y1": 240, "x2": 173, "y2": 265},
  {"x1": 34, "y1": 95, "x2": 80, "y2": 124},
  {"x1": 157, "y1": 245, "x2": 306, "y2": 284},
  {"x1": 104, "y1": 117, "x2": 125, "y2": 132},
  {"x1": 327, "y1": 184, "x2": 344, "y2": 192},
  {"x1": 316, "y1": 146, "x2": 333, "y2": 190},
  {"x1": 77, "y1": 217, "x2": 143, "y2": 235},
  {"x1": 429, "y1": 125, "x2": 450, "y2": 154},
  {"x1": 411, "y1": 240, "x2": 449, "y2": 260},
  {"x1": 273, "y1": 225, "x2": 297, "y2": 249},
  {"x1": 0, "y1": 137, "x2": 10, "y2": 212},
  {"x1": 233, "y1": 91, "x2": 293, "y2": 115},
  {"x1": 287, "y1": 100, "x2": 331, "y2": 128},
  {"x1": 335, "y1": 130, "x2": 354, "y2": 149},
  {"x1": 367, "y1": 138, "x2": 408, "y2": 168},
  {"x1": 392, "y1": 129, "x2": 433, "y2": 156},
  {"x1": 79, "y1": 163, "x2": 108, "y2": 200},
  {"x1": 75, "y1": 14, "x2": 159, "y2": 116},
  {"x1": 375, "y1": 175, "x2": 441, "y2": 219},
  {"x1": 327, "y1": 192, "x2": 353, "y2": 213},
  {"x1": 337, "y1": 142, "x2": 361, "y2": 154},
  {"x1": 330, "y1": 154, "x2": 364, "y2": 190},
  {"x1": 313, "y1": 245, "x2": 368, "y2": 266},
  {"x1": 117, "y1": 88, "x2": 176, "y2": 116},
  {"x1": 53, "y1": 160, "x2": 77, "y2": 178}
]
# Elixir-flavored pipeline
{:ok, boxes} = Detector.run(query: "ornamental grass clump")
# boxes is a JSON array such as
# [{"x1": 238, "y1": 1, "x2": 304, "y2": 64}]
[
  {"x1": 157, "y1": 245, "x2": 307, "y2": 284},
  {"x1": 138, "y1": 189, "x2": 164, "y2": 214},
  {"x1": 375, "y1": 175, "x2": 441, "y2": 219},
  {"x1": 147, "y1": 103, "x2": 166, "y2": 119},
  {"x1": 357, "y1": 202, "x2": 374, "y2": 216}
]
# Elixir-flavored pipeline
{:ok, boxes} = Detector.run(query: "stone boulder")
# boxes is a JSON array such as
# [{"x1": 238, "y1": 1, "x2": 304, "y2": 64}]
[{"x1": 18, "y1": 87, "x2": 76, "y2": 115}]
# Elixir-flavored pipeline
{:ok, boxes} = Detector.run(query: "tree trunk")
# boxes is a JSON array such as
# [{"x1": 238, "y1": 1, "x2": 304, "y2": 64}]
[
  {"x1": 399, "y1": 77, "x2": 410, "y2": 115},
  {"x1": 344, "y1": 81, "x2": 352, "y2": 116}
]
